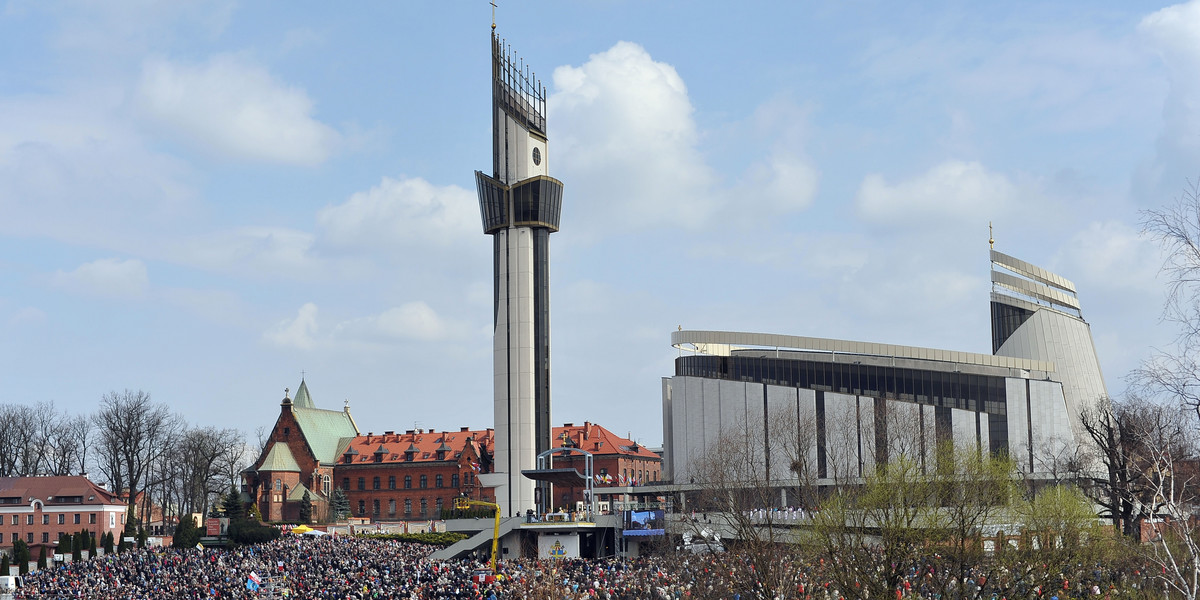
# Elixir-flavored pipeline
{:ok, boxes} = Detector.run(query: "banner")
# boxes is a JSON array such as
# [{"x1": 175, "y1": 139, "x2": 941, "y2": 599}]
[{"x1": 537, "y1": 533, "x2": 579, "y2": 559}]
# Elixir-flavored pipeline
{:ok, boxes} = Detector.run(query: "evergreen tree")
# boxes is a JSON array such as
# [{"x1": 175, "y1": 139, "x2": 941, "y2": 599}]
[
  {"x1": 102, "y1": 532, "x2": 114, "y2": 555},
  {"x1": 56, "y1": 533, "x2": 70, "y2": 556},
  {"x1": 330, "y1": 488, "x2": 350, "y2": 522},
  {"x1": 221, "y1": 486, "x2": 244, "y2": 522},
  {"x1": 12, "y1": 539, "x2": 29, "y2": 574},
  {"x1": 120, "y1": 507, "x2": 136, "y2": 552},
  {"x1": 36, "y1": 546, "x2": 46, "y2": 570},
  {"x1": 72, "y1": 531, "x2": 83, "y2": 562},
  {"x1": 299, "y1": 490, "x2": 313, "y2": 523},
  {"x1": 88, "y1": 530, "x2": 97, "y2": 556},
  {"x1": 248, "y1": 502, "x2": 262, "y2": 522},
  {"x1": 172, "y1": 514, "x2": 200, "y2": 549},
  {"x1": 0, "y1": 553, "x2": 9, "y2": 576},
  {"x1": 137, "y1": 525, "x2": 147, "y2": 549}
]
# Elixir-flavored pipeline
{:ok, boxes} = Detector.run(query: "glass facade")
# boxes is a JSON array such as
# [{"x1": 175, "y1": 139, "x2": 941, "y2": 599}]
[
  {"x1": 677, "y1": 354, "x2": 1011, "y2": 455},
  {"x1": 991, "y1": 301, "x2": 1035, "y2": 353},
  {"x1": 475, "y1": 172, "x2": 563, "y2": 234}
]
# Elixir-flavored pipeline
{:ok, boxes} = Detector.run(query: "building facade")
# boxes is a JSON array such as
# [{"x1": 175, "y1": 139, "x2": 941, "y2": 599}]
[
  {"x1": 474, "y1": 29, "x2": 565, "y2": 517},
  {"x1": 337, "y1": 428, "x2": 495, "y2": 522},
  {"x1": 243, "y1": 381, "x2": 360, "y2": 523},
  {"x1": 545, "y1": 422, "x2": 662, "y2": 510},
  {"x1": 0, "y1": 476, "x2": 125, "y2": 553},
  {"x1": 661, "y1": 250, "x2": 1108, "y2": 487}
]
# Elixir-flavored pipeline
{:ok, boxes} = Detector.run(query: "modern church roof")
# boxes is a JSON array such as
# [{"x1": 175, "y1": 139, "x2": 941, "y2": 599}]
[{"x1": 670, "y1": 329, "x2": 1055, "y2": 375}]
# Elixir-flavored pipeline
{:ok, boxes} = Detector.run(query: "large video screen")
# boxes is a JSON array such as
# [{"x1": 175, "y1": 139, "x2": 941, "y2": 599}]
[{"x1": 622, "y1": 509, "x2": 665, "y2": 537}]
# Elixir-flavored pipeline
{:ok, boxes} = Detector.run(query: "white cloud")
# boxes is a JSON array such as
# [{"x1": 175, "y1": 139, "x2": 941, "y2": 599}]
[
  {"x1": 0, "y1": 92, "x2": 197, "y2": 246},
  {"x1": 169, "y1": 226, "x2": 338, "y2": 280},
  {"x1": 855, "y1": 160, "x2": 1019, "y2": 223},
  {"x1": 136, "y1": 54, "x2": 339, "y2": 165},
  {"x1": 551, "y1": 42, "x2": 715, "y2": 229},
  {"x1": 49, "y1": 258, "x2": 149, "y2": 299},
  {"x1": 1139, "y1": 1, "x2": 1200, "y2": 194},
  {"x1": 550, "y1": 42, "x2": 818, "y2": 233},
  {"x1": 264, "y1": 303, "x2": 318, "y2": 350},
  {"x1": 159, "y1": 287, "x2": 246, "y2": 326},
  {"x1": 332, "y1": 301, "x2": 459, "y2": 343},
  {"x1": 1055, "y1": 220, "x2": 1162, "y2": 293},
  {"x1": 317, "y1": 177, "x2": 478, "y2": 249}
]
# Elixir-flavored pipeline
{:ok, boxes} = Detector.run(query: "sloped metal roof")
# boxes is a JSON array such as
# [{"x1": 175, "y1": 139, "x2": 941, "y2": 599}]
[
  {"x1": 258, "y1": 443, "x2": 301, "y2": 473},
  {"x1": 287, "y1": 482, "x2": 312, "y2": 502},
  {"x1": 293, "y1": 406, "x2": 359, "y2": 464},
  {"x1": 293, "y1": 379, "x2": 315, "y2": 409}
]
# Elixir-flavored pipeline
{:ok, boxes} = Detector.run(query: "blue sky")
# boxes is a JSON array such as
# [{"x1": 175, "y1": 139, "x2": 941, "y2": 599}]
[{"x1": 0, "y1": 0, "x2": 1193, "y2": 448}]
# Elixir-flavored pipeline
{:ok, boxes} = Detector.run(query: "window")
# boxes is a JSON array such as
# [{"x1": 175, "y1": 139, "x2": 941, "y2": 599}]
[
  {"x1": 451, "y1": 474, "x2": 459, "y2": 488},
  {"x1": 89, "y1": 514, "x2": 96, "y2": 524},
  {"x1": 27, "y1": 515, "x2": 34, "y2": 525},
  {"x1": 25, "y1": 533, "x2": 32, "y2": 543},
  {"x1": 404, "y1": 476, "x2": 412, "y2": 489},
  {"x1": 342, "y1": 478, "x2": 350, "y2": 491},
  {"x1": 41, "y1": 532, "x2": 48, "y2": 544},
  {"x1": 435, "y1": 474, "x2": 443, "y2": 488},
  {"x1": 404, "y1": 499, "x2": 412, "y2": 515},
  {"x1": 372, "y1": 499, "x2": 380, "y2": 515},
  {"x1": 419, "y1": 475, "x2": 427, "y2": 489},
  {"x1": 57, "y1": 514, "x2": 64, "y2": 525},
  {"x1": 436, "y1": 498, "x2": 443, "y2": 514},
  {"x1": 42, "y1": 514, "x2": 49, "y2": 525},
  {"x1": 323, "y1": 475, "x2": 331, "y2": 496},
  {"x1": 358, "y1": 478, "x2": 365, "y2": 491},
  {"x1": 74, "y1": 514, "x2": 80, "y2": 525},
  {"x1": 388, "y1": 476, "x2": 396, "y2": 490},
  {"x1": 372, "y1": 476, "x2": 380, "y2": 490},
  {"x1": 388, "y1": 499, "x2": 396, "y2": 515},
  {"x1": 275, "y1": 479, "x2": 281, "y2": 491},
  {"x1": 420, "y1": 498, "x2": 427, "y2": 516},
  {"x1": 357, "y1": 501, "x2": 365, "y2": 516}
]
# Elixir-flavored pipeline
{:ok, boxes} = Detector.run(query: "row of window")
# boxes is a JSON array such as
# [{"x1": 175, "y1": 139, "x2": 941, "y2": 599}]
[
  {"x1": 5, "y1": 513, "x2": 95, "y2": 526},
  {"x1": 356, "y1": 497, "x2": 446, "y2": 518},
  {"x1": 677, "y1": 355, "x2": 1010, "y2": 415},
  {"x1": 342, "y1": 472, "x2": 475, "y2": 492}
]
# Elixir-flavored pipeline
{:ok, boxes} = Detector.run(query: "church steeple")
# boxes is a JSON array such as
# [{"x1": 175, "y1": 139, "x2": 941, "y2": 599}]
[{"x1": 294, "y1": 378, "x2": 314, "y2": 409}]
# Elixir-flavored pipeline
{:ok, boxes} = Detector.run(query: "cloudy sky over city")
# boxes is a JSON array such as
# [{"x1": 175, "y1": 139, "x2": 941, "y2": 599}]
[{"x1": 0, "y1": 1, "x2": 1195, "y2": 446}]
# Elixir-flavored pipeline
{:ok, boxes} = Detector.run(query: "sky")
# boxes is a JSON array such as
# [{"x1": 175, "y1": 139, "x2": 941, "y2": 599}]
[{"x1": 0, "y1": 0, "x2": 1195, "y2": 450}]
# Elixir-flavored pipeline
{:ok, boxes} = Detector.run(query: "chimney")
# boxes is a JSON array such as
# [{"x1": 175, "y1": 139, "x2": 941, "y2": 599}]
[
  {"x1": 584, "y1": 421, "x2": 592, "y2": 440},
  {"x1": 460, "y1": 426, "x2": 469, "y2": 432}
]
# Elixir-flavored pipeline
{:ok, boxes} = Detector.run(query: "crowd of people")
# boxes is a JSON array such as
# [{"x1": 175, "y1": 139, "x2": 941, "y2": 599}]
[{"x1": 5, "y1": 534, "x2": 1181, "y2": 600}]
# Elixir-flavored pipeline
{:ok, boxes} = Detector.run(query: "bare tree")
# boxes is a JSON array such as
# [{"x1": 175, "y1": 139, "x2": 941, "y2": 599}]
[
  {"x1": 92, "y1": 390, "x2": 183, "y2": 528},
  {"x1": 688, "y1": 416, "x2": 806, "y2": 600}
]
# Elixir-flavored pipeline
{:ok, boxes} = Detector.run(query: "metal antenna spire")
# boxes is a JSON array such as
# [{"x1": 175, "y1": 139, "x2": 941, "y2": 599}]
[
  {"x1": 490, "y1": 1, "x2": 497, "y2": 31},
  {"x1": 989, "y1": 221, "x2": 994, "y2": 249}
]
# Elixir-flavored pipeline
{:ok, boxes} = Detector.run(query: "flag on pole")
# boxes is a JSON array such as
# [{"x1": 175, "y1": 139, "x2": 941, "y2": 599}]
[
  {"x1": 195, "y1": 543, "x2": 204, "y2": 551},
  {"x1": 249, "y1": 572, "x2": 262, "y2": 585}
]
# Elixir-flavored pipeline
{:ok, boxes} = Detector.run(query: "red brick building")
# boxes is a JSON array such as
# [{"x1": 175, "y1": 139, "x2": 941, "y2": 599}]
[
  {"x1": 337, "y1": 428, "x2": 495, "y2": 521},
  {"x1": 243, "y1": 381, "x2": 360, "y2": 522},
  {"x1": 0, "y1": 476, "x2": 126, "y2": 554},
  {"x1": 544, "y1": 422, "x2": 662, "y2": 509},
  {"x1": 245, "y1": 381, "x2": 661, "y2": 524}
]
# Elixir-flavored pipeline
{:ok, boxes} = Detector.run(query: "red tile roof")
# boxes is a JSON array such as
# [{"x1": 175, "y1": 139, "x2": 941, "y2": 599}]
[
  {"x1": 0, "y1": 476, "x2": 123, "y2": 506},
  {"x1": 554, "y1": 422, "x2": 660, "y2": 460}
]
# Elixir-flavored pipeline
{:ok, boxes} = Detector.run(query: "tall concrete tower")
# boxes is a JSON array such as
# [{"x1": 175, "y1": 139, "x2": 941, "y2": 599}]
[{"x1": 475, "y1": 29, "x2": 564, "y2": 517}]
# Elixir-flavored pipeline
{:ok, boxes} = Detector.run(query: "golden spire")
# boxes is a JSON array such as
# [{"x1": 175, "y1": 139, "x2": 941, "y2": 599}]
[{"x1": 989, "y1": 221, "x2": 994, "y2": 250}]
